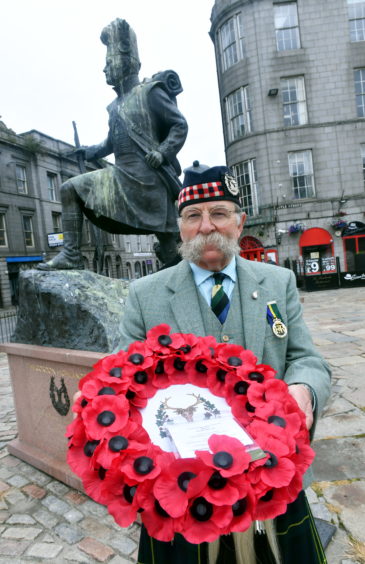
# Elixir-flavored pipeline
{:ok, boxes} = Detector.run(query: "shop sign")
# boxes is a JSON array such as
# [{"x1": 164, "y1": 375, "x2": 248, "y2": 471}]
[
  {"x1": 340, "y1": 272, "x2": 365, "y2": 287},
  {"x1": 304, "y1": 257, "x2": 336, "y2": 275},
  {"x1": 48, "y1": 233, "x2": 64, "y2": 247}
]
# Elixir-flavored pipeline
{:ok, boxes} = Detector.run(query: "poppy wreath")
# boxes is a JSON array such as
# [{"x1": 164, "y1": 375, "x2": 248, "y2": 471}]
[{"x1": 66, "y1": 324, "x2": 315, "y2": 544}]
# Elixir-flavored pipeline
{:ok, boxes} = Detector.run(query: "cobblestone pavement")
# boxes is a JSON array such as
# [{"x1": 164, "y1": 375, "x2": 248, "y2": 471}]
[{"x1": 0, "y1": 286, "x2": 364, "y2": 563}]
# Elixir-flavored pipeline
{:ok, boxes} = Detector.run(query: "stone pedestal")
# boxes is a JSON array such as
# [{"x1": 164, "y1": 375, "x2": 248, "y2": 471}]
[{"x1": 0, "y1": 343, "x2": 104, "y2": 490}]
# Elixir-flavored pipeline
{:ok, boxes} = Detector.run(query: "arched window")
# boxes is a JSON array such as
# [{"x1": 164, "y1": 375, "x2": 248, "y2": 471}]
[
  {"x1": 105, "y1": 256, "x2": 112, "y2": 278},
  {"x1": 142, "y1": 261, "x2": 147, "y2": 276},
  {"x1": 126, "y1": 262, "x2": 132, "y2": 279},
  {"x1": 116, "y1": 255, "x2": 122, "y2": 278},
  {"x1": 134, "y1": 261, "x2": 141, "y2": 278}
]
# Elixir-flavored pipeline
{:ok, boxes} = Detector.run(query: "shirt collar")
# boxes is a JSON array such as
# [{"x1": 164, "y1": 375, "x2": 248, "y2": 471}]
[{"x1": 189, "y1": 256, "x2": 237, "y2": 287}]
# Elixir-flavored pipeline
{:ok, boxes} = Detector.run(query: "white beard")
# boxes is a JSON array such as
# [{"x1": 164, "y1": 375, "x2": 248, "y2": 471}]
[{"x1": 178, "y1": 232, "x2": 240, "y2": 265}]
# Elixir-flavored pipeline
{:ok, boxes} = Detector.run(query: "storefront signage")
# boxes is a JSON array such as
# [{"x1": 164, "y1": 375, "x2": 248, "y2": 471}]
[
  {"x1": 340, "y1": 271, "x2": 365, "y2": 287},
  {"x1": 48, "y1": 233, "x2": 64, "y2": 247},
  {"x1": 304, "y1": 257, "x2": 336, "y2": 275},
  {"x1": 276, "y1": 203, "x2": 303, "y2": 209}
]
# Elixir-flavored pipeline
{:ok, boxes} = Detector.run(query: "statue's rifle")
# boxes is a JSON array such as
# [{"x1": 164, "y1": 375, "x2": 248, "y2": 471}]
[{"x1": 72, "y1": 121, "x2": 104, "y2": 274}]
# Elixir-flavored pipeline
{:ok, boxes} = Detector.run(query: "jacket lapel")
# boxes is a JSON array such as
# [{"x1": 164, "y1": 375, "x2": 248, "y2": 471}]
[
  {"x1": 165, "y1": 261, "x2": 207, "y2": 336},
  {"x1": 236, "y1": 257, "x2": 271, "y2": 362}
]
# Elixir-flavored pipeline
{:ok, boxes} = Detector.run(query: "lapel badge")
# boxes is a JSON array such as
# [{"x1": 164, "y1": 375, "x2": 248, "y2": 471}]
[
  {"x1": 266, "y1": 301, "x2": 287, "y2": 339},
  {"x1": 252, "y1": 290, "x2": 258, "y2": 299}
]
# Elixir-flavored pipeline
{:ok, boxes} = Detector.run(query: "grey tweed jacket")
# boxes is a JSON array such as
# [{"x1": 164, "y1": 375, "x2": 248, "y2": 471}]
[{"x1": 117, "y1": 257, "x2": 331, "y2": 485}]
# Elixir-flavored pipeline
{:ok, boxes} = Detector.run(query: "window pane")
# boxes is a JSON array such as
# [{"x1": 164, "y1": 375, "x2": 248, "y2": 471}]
[
  {"x1": 219, "y1": 13, "x2": 245, "y2": 71},
  {"x1": 288, "y1": 150, "x2": 315, "y2": 199},
  {"x1": 281, "y1": 77, "x2": 307, "y2": 126},
  {"x1": 226, "y1": 86, "x2": 252, "y2": 142},
  {"x1": 22, "y1": 216, "x2": 34, "y2": 247},
  {"x1": 0, "y1": 214, "x2": 7, "y2": 247},
  {"x1": 47, "y1": 173, "x2": 57, "y2": 201},
  {"x1": 275, "y1": 3, "x2": 300, "y2": 51},
  {"x1": 354, "y1": 69, "x2": 365, "y2": 116},
  {"x1": 16, "y1": 165, "x2": 27, "y2": 194},
  {"x1": 233, "y1": 159, "x2": 258, "y2": 216}
]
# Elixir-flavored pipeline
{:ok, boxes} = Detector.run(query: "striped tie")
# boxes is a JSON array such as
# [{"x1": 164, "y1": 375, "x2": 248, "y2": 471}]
[{"x1": 211, "y1": 272, "x2": 230, "y2": 323}]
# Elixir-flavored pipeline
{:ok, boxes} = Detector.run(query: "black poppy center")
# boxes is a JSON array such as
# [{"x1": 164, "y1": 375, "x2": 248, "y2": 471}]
[
  {"x1": 123, "y1": 484, "x2": 137, "y2": 504},
  {"x1": 180, "y1": 345, "x2": 192, "y2": 354},
  {"x1": 213, "y1": 451, "x2": 233, "y2": 469},
  {"x1": 134, "y1": 371, "x2": 148, "y2": 384},
  {"x1": 83, "y1": 440, "x2": 100, "y2": 457},
  {"x1": 108, "y1": 435, "x2": 128, "y2": 452},
  {"x1": 98, "y1": 387, "x2": 116, "y2": 396},
  {"x1": 128, "y1": 353, "x2": 144, "y2": 365},
  {"x1": 228, "y1": 356, "x2": 242, "y2": 367},
  {"x1": 177, "y1": 471, "x2": 196, "y2": 492},
  {"x1": 126, "y1": 390, "x2": 136, "y2": 400},
  {"x1": 245, "y1": 402, "x2": 256, "y2": 413},
  {"x1": 264, "y1": 451, "x2": 279, "y2": 468},
  {"x1": 109, "y1": 367, "x2": 122, "y2": 378},
  {"x1": 268, "y1": 415, "x2": 287, "y2": 428},
  {"x1": 155, "y1": 499, "x2": 170, "y2": 518},
  {"x1": 81, "y1": 398, "x2": 88, "y2": 407},
  {"x1": 232, "y1": 497, "x2": 247, "y2": 517},
  {"x1": 97, "y1": 410, "x2": 116, "y2": 426},
  {"x1": 248, "y1": 371, "x2": 264, "y2": 383},
  {"x1": 234, "y1": 381, "x2": 249, "y2": 395},
  {"x1": 155, "y1": 360, "x2": 164, "y2": 374},
  {"x1": 173, "y1": 358, "x2": 186, "y2": 371},
  {"x1": 260, "y1": 489, "x2": 274, "y2": 502},
  {"x1": 190, "y1": 497, "x2": 213, "y2": 522},
  {"x1": 158, "y1": 335, "x2": 172, "y2": 346},
  {"x1": 98, "y1": 467, "x2": 107, "y2": 480},
  {"x1": 195, "y1": 360, "x2": 207, "y2": 373},
  {"x1": 134, "y1": 456, "x2": 154, "y2": 475},
  {"x1": 216, "y1": 369, "x2": 227, "y2": 383},
  {"x1": 208, "y1": 471, "x2": 227, "y2": 490}
]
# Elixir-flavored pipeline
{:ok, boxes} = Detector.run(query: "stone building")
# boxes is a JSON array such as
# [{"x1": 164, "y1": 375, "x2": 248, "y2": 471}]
[
  {"x1": 210, "y1": 0, "x2": 365, "y2": 272},
  {"x1": 0, "y1": 121, "x2": 158, "y2": 307}
]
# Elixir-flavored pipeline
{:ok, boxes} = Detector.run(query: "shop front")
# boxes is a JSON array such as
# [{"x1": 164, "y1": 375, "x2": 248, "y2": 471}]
[
  {"x1": 240, "y1": 236, "x2": 278, "y2": 264},
  {"x1": 341, "y1": 221, "x2": 365, "y2": 287},
  {"x1": 298, "y1": 228, "x2": 339, "y2": 291}
]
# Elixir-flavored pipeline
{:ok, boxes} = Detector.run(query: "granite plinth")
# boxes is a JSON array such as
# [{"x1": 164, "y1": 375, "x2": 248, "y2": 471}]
[{"x1": 0, "y1": 343, "x2": 104, "y2": 490}]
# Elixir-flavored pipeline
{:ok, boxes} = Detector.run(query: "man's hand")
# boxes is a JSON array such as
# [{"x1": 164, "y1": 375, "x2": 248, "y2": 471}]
[
  {"x1": 145, "y1": 150, "x2": 163, "y2": 168},
  {"x1": 288, "y1": 384, "x2": 313, "y2": 430}
]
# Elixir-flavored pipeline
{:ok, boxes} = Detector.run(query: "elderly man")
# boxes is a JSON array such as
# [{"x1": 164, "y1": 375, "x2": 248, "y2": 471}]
[{"x1": 116, "y1": 165, "x2": 330, "y2": 564}]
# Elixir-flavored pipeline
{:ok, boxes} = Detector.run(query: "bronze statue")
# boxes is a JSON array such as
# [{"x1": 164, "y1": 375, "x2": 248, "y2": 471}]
[{"x1": 38, "y1": 18, "x2": 188, "y2": 271}]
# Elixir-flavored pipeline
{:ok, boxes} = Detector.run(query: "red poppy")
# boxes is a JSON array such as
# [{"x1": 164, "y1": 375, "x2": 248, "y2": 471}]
[
  {"x1": 194, "y1": 469, "x2": 252, "y2": 507},
  {"x1": 289, "y1": 428, "x2": 315, "y2": 473},
  {"x1": 250, "y1": 433, "x2": 296, "y2": 489},
  {"x1": 195, "y1": 435, "x2": 251, "y2": 478},
  {"x1": 145, "y1": 324, "x2": 186, "y2": 355},
  {"x1": 185, "y1": 356, "x2": 216, "y2": 388},
  {"x1": 82, "y1": 395, "x2": 129, "y2": 440},
  {"x1": 139, "y1": 489, "x2": 181, "y2": 542},
  {"x1": 80, "y1": 351, "x2": 130, "y2": 388},
  {"x1": 153, "y1": 458, "x2": 206, "y2": 518},
  {"x1": 223, "y1": 482, "x2": 256, "y2": 533},
  {"x1": 253, "y1": 484, "x2": 289, "y2": 521},
  {"x1": 181, "y1": 497, "x2": 233, "y2": 543},
  {"x1": 214, "y1": 344, "x2": 257, "y2": 372},
  {"x1": 119, "y1": 447, "x2": 174, "y2": 484},
  {"x1": 94, "y1": 421, "x2": 150, "y2": 469},
  {"x1": 106, "y1": 465, "x2": 146, "y2": 527}
]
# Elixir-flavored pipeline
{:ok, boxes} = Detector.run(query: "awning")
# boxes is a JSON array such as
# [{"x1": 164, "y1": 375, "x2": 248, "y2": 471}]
[
  {"x1": 299, "y1": 228, "x2": 333, "y2": 247},
  {"x1": 6, "y1": 256, "x2": 43, "y2": 263}
]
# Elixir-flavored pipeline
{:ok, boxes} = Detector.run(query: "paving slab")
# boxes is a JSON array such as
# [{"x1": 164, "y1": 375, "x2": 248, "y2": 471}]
[
  {"x1": 312, "y1": 437, "x2": 365, "y2": 481},
  {"x1": 323, "y1": 480, "x2": 365, "y2": 544}
]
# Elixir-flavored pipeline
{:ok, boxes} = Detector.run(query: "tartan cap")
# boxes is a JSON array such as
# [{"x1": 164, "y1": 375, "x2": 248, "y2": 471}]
[{"x1": 178, "y1": 166, "x2": 240, "y2": 213}]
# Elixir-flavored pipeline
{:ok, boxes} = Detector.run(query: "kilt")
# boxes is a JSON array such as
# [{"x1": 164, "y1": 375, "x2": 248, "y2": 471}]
[{"x1": 137, "y1": 491, "x2": 327, "y2": 564}]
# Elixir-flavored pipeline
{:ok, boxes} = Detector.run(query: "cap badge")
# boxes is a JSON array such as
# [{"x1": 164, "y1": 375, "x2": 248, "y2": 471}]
[{"x1": 224, "y1": 174, "x2": 239, "y2": 196}]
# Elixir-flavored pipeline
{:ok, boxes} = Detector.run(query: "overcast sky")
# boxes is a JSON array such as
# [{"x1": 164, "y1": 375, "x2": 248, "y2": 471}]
[{"x1": 1, "y1": 0, "x2": 226, "y2": 172}]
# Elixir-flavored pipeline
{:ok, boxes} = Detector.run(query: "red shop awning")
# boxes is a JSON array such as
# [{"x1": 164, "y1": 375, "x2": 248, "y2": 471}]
[{"x1": 299, "y1": 228, "x2": 333, "y2": 247}]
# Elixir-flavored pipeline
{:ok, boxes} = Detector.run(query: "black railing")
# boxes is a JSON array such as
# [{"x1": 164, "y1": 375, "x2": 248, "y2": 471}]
[{"x1": 0, "y1": 309, "x2": 18, "y2": 343}]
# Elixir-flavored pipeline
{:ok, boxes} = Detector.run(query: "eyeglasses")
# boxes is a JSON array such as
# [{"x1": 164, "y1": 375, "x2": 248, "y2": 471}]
[{"x1": 180, "y1": 207, "x2": 237, "y2": 227}]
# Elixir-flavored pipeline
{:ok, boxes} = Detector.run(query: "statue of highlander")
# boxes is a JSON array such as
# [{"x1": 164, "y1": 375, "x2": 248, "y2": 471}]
[{"x1": 38, "y1": 18, "x2": 188, "y2": 271}]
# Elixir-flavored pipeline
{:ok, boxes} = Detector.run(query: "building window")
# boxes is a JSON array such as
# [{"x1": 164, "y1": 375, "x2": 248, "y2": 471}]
[
  {"x1": 288, "y1": 150, "x2": 315, "y2": 199},
  {"x1": 125, "y1": 240, "x2": 131, "y2": 253},
  {"x1": 232, "y1": 159, "x2": 259, "y2": 216},
  {"x1": 16, "y1": 165, "x2": 28, "y2": 194},
  {"x1": 218, "y1": 13, "x2": 245, "y2": 71},
  {"x1": 281, "y1": 76, "x2": 307, "y2": 126},
  {"x1": 361, "y1": 145, "x2": 365, "y2": 187},
  {"x1": 22, "y1": 215, "x2": 34, "y2": 247},
  {"x1": 137, "y1": 236, "x2": 142, "y2": 252},
  {"x1": 354, "y1": 68, "x2": 365, "y2": 116},
  {"x1": 111, "y1": 233, "x2": 117, "y2": 245},
  {"x1": 348, "y1": 0, "x2": 365, "y2": 41},
  {"x1": 105, "y1": 256, "x2": 112, "y2": 278},
  {"x1": 52, "y1": 212, "x2": 62, "y2": 233},
  {"x1": 274, "y1": 3, "x2": 301, "y2": 51},
  {"x1": 0, "y1": 214, "x2": 8, "y2": 247},
  {"x1": 116, "y1": 256, "x2": 122, "y2": 278},
  {"x1": 225, "y1": 86, "x2": 252, "y2": 142},
  {"x1": 47, "y1": 173, "x2": 58, "y2": 201}
]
